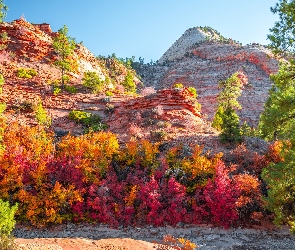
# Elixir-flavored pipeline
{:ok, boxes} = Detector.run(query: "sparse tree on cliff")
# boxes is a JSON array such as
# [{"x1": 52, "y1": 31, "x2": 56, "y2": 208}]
[
  {"x1": 122, "y1": 71, "x2": 136, "y2": 93},
  {"x1": 212, "y1": 72, "x2": 243, "y2": 143},
  {"x1": 52, "y1": 25, "x2": 76, "y2": 89},
  {"x1": 0, "y1": 0, "x2": 8, "y2": 23}
]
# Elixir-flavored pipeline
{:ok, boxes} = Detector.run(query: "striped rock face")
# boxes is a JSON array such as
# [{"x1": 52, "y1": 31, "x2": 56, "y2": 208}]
[{"x1": 139, "y1": 27, "x2": 280, "y2": 126}]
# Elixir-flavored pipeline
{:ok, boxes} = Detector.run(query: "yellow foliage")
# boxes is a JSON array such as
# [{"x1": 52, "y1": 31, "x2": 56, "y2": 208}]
[
  {"x1": 1, "y1": 122, "x2": 53, "y2": 161},
  {"x1": 57, "y1": 131, "x2": 119, "y2": 179},
  {"x1": 16, "y1": 182, "x2": 82, "y2": 227},
  {"x1": 116, "y1": 139, "x2": 159, "y2": 172},
  {"x1": 125, "y1": 185, "x2": 139, "y2": 207}
]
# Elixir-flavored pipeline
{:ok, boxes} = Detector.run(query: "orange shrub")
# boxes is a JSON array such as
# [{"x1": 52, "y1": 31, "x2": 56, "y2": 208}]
[
  {"x1": 115, "y1": 139, "x2": 160, "y2": 173},
  {"x1": 57, "y1": 131, "x2": 119, "y2": 180}
]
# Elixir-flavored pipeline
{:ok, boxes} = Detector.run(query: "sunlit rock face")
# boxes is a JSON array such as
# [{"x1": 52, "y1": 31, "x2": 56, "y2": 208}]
[{"x1": 139, "y1": 27, "x2": 280, "y2": 126}]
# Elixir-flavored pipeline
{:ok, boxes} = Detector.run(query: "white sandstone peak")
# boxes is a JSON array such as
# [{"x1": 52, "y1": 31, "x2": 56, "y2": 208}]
[{"x1": 158, "y1": 27, "x2": 221, "y2": 63}]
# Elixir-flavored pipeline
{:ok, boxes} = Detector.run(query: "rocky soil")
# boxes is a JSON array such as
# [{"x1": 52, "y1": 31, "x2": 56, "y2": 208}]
[{"x1": 13, "y1": 223, "x2": 295, "y2": 250}]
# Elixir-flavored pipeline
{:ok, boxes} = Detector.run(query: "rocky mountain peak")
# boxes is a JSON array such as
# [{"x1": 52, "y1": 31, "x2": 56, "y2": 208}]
[{"x1": 158, "y1": 26, "x2": 222, "y2": 63}]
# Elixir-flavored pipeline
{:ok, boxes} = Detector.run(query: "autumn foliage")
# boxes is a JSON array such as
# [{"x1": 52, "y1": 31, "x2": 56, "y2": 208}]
[{"x1": 0, "y1": 120, "x2": 281, "y2": 228}]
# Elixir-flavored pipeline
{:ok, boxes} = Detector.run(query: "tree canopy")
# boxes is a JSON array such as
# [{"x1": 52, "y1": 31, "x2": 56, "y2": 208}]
[
  {"x1": 268, "y1": 0, "x2": 295, "y2": 56},
  {"x1": 259, "y1": 62, "x2": 295, "y2": 141},
  {"x1": 0, "y1": 0, "x2": 8, "y2": 23},
  {"x1": 212, "y1": 72, "x2": 243, "y2": 143},
  {"x1": 259, "y1": 0, "x2": 295, "y2": 234},
  {"x1": 52, "y1": 25, "x2": 76, "y2": 88}
]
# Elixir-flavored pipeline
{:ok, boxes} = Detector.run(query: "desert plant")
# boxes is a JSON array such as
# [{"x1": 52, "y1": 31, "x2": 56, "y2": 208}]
[
  {"x1": 188, "y1": 86, "x2": 198, "y2": 98},
  {"x1": 0, "y1": 31, "x2": 8, "y2": 42},
  {"x1": 82, "y1": 71, "x2": 104, "y2": 94},
  {"x1": 156, "y1": 234, "x2": 197, "y2": 250},
  {"x1": 16, "y1": 68, "x2": 38, "y2": 79},
  {"x1": 122, "y1": 71, "x2": 136, "y2": 93},
  {"x1": 68, "y1": 110, "x2": 107, "y2": 132},
  {"x1": 174, "y1": 83, "x2": 183, "y2": 89},
  {"x1": 35, "y1": 102, "x2": 51, "y2": 127},
  {"x1": 64, "y1": 84, "x2": 77, "y2": 94},
  {"x1": 105, "y1": 90, "x2": 113, "y2": 96},
  {"x1": 0, "y1": 103, "x2": 6, "y2": 114},
  {"x1": 53, "y1": 25, "x2": 76, "y2": 88},
  {"x1": 0, "y1": 0, "x2": 8, "y2": 23}
]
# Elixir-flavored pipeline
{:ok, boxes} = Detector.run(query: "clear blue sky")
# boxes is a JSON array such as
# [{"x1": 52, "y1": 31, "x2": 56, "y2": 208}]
[{"x1": 4, "y1": 0, "x2": 279, "y2": 62}]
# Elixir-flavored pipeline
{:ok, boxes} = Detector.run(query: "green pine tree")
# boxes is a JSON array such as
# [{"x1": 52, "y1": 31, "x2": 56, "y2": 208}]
[
  {"x1": 52, "y1": 25, "x2": 76, "y2": 89},
  {"x1": 259, "y1": 0, "x2": 295, "y2": 234},
  {"x1": 212, "y1": 72, "x2": 243, "y2": 143},
  {"x1": 0, "y1": 0, "x2": 8, "y2": 23},
  {"x1": 219, "y1": 107, "x2": 242, "y2": 143},
  {"x1": 259, "y1": 62, "x2": 295, "y2": 141},
  {"x1": 122, "y1": 71, "x2": 136, "y2": 93},
  {"x1": 212, "y1": 106, "x2": 224, "y2": 131}
]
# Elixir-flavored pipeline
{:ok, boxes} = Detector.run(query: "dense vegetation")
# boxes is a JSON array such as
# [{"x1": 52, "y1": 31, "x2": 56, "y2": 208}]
[
  {"x1": 0, "y1": 109, "x2": 282, "y2": 228},
  {"x1": 258, "y1": 0, "x2": 295, "y2": 233}
]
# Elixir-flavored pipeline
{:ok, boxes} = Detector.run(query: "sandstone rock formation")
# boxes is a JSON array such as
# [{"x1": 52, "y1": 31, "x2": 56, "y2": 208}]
[
  {"x1": 138, "y1": 27, "x2": 280, "y2": 126},
  {"x1": 159, "y1": 26, "x2": 221, "y2": 63},
  {"x1": 0, "y1": 21, "x2": 281, "y2": 145}
]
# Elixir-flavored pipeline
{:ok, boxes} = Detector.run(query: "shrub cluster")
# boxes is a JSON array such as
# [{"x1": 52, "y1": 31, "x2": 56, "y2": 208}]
[
  {"x1": 82, "y1": 71, "x2": 104, "y2": 94},
  {"x1": 0, "y1": 120, "x2": 279, "y2": 228},
  {"x1": 68, "y1": 110, "x2": 108, "y2": 133},
  {"x1": 16, "y1": 68, "x2": 38, "y2": 79}
]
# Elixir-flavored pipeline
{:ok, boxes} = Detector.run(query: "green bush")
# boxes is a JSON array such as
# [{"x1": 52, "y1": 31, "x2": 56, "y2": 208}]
[
  {"x1": 188, "y1": 86, "x2": 198, "y2": 98},
  {"x1": 0, "y1": 74, "x2": 4, "y2": 94},
  {"x1": 53, "y1": 87, "x2": 61, "y2": 95},
  {"x1": 68, "y1": 110, "x2": 108, "y2": 132},
  {"x1": 35, "y1": 103, "x2": 51, "y2": 127},
  {"x1": 0, "y1": 199, "x2": 18, "y2": 250},
  {"x1": 82, "y1": 71, "x2": 104, "y2": 94},
  {"x1": 12, "y1": 101, "x2": 34, "y2": 113},
  {"x1": 16, "y1": 68, "x2": 38, "y2": 79},
  {"x1": 0, "y1": 32, "x2": 8, "y2": 42},
  {"x1": 0, "y1": 103, "x2": 6, "y2": 114},
  {"x1": 173, "y1": 83, "x2": 183, "y2": 89},
  {"x1": 65, "y1": 84, "x2": 77, "y2": 94},
  {"x1": 105, "y1": 90, "x2": 114, "y2": 96}
]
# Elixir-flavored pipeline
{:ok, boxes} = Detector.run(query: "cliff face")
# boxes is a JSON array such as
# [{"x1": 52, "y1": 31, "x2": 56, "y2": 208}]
[
  {"x1": 0, "y1": 22, "x2": 281, "y2": 146},
  {"x1": 0, "y1": 19, "x2": 105, "y2": 81},
  {"x1": 138, "y1": 27, "x2": 280, "y2": 126}
]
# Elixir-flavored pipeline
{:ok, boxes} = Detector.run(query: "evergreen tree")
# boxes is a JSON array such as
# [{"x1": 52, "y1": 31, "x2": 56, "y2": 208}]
[
  {"x1": 52, "y1": 25, "x2": 76, "y2": 88},
  {"x1": 268, "y1": 0, "x2": 295, "y2": 56},
  {"x1": 0, "y1": 0, "x2": 8, "y2": 23},
  {"x1": 211, "y1": 106, "x2": 224, "y2": 131},
  {"x1": 122, "y1": 71, "x2": 136, "y2": 93},
  {"x1": 259, "y1": 0, "x2": 295, "y2": 234},
  {"x1": 261, "y1": 144, "x2": 295, "y2": 233},
  {"x1": 212, "y1": 72, "x2": 243, "y2": 143},
  {"x1": 219, "y1": 108, "x2": 241, "y2": 143},
  {"x1": 259, "y1": 62, "x2": 295, "y2": 141}
]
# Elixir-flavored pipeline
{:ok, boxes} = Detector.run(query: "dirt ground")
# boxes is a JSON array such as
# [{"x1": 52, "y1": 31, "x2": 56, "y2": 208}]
[{"x1": 13, "y1": 223, "x2": 295, "y2": 250}]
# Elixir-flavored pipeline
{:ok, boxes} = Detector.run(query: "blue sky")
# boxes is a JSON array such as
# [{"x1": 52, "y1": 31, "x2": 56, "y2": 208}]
[{"x1": 4, "y1": 0, "x2": 278, "y2": 62}]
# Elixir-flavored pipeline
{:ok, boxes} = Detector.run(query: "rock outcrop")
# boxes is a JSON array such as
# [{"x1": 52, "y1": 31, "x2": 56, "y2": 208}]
[{"x1": 138, "y1": 28, "x2": 280, "y2": 126}]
